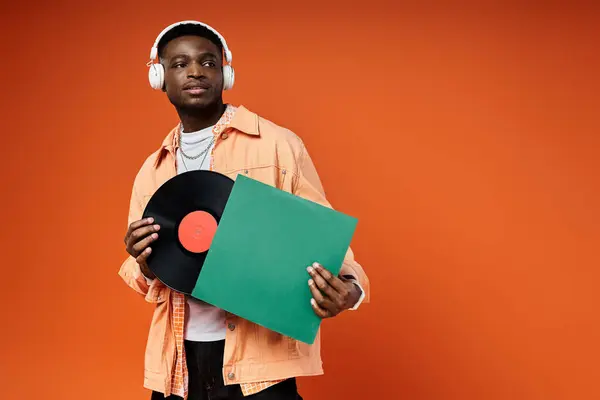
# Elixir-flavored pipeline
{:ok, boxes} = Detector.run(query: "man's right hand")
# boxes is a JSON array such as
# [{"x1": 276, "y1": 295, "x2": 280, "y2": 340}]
[{"x1": 124, "y1": 217, "x2": 160, "y2": 280}]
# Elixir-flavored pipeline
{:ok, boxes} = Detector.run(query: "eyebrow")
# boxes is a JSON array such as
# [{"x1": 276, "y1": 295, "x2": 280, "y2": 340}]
[{"x1": 168, "y1": 51, "x2": 219, "y2": 61}]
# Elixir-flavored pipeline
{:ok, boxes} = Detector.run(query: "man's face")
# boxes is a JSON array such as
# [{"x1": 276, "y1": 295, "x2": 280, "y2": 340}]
[{"x1": 161, "y1": 35, "x2": 223, "y2": 110}]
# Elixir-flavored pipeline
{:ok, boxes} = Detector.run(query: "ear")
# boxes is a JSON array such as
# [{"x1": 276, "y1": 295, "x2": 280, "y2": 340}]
[{"x1": 159, "y1": 57, "x2": 167, "y2": 92}]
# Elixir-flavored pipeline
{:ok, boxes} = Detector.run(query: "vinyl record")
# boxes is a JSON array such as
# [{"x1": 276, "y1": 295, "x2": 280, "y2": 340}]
[{"x1": 142, "y1": 170, "x2": 234, "y2": 294}]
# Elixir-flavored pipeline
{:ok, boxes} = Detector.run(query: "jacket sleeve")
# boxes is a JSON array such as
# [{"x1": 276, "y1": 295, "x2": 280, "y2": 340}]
[
  {"x1": 292, "y1": 141, "x2": 370, "y2": 305},
  {"x1": 118, "y1": 170, "x2": 169, "y2": 304}
]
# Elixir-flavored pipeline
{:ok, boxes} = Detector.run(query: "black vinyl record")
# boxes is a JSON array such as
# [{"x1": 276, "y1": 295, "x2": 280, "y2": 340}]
[{"x1": 142, "y1": 170, "x2": 234, "y2": 294}]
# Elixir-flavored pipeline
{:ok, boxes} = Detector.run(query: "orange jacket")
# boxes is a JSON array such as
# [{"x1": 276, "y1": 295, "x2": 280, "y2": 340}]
[{"x1": 118, "y1": 105, "x2": 370, "y2": 396}]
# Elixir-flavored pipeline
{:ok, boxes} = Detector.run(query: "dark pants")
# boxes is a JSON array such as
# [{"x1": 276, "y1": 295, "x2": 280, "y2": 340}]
[{"x1": 151, "y1": 340, "x2": 303, "y2": 400}]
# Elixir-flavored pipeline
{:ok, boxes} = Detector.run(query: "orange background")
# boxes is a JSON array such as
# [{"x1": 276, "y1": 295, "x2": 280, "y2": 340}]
[{"x1": 1, "y1": 1, "x2": 599, "y2": 399}]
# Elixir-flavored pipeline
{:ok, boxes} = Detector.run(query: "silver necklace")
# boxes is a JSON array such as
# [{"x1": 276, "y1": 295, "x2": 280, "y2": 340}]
[
  {"x1": 180, "y1": 137, "x2": 215, "y2": 160},
  {"x1": 179, "y1": 129, "x2": 214, "y2": 172},
  {"x1": 180, "y1": 144, "x2": 212, "y2": 171},
  {"x1": 179, "y1": 124, "x2": 215, "y2": 160},
  {"x1": 180, "y1": 135, "x2": 212, "y2": 146}
]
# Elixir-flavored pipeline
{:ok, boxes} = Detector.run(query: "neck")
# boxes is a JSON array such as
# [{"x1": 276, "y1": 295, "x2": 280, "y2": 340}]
[{"x1": 177, "y1": 102, "x2": 226, "y2": 133}]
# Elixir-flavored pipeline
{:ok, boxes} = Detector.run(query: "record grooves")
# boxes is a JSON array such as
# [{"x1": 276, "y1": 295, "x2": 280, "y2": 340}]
[{"x1": 142, "y1": 170, "x2": 234, "y2": 295}]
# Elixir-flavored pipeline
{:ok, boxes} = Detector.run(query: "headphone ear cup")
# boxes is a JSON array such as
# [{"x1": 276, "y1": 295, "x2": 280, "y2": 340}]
[
  {"x1": 222, "y1": 65, "x2": 234, "y2": 90},
  {"x1": 148, "y1": 63, "x2": 165, "y2": 90}
]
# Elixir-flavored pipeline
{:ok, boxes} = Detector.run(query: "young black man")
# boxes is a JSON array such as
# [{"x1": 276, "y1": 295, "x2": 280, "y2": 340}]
[{"x1": 119, "y1": 20, "x2": 370, "y2": 400}]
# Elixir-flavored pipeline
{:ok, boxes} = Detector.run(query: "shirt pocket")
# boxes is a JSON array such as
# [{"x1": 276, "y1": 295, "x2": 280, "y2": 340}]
[
  {"x1": 255, "y1": 325, "x2": 302, "y2": 362},
  {"x1": 224, "y1": 165, "x2": 293, "y2": 192}
]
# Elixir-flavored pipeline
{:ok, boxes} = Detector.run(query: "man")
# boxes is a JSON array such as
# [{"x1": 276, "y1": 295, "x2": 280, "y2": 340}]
[{"x1": 119, "y1": 21, "x2": 370, "y2": 400}]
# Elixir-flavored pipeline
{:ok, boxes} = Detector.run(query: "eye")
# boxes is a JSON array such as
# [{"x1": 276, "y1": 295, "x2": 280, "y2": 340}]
[
  {"x1": 173, "y1": 62, "x2": 186, "y2": 68},
  {"x1": 203, "y1": 61, "x2": 217, "y2": 68}
]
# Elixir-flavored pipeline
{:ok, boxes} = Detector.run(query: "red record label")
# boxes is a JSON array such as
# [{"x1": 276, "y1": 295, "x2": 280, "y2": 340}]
[{"x1": 178, "y1": 211, "x2": 218, "y2": 253}]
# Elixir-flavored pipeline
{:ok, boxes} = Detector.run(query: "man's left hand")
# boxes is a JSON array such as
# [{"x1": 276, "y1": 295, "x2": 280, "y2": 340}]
[{"x1": 307, "y1": 263, "x2": 361, "y2": 318}]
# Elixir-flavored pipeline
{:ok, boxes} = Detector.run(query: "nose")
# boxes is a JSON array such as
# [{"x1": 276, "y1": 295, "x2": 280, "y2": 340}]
[{"x1": 187, "y1": 62, "x2": 204, "y2": 78}]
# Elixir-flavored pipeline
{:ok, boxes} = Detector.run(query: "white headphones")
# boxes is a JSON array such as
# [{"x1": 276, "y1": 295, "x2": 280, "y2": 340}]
[{"x1": 147, "y1": 20, "x2": 235, "y2": 91}]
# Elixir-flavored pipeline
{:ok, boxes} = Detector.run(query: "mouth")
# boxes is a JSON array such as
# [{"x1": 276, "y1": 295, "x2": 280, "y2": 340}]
[
  {"x1": 184, "y1": 87, "x2": 208, "y2": 95},
  {"x1": 183, "y1": 82, "x2": 210, "y2": 95}
]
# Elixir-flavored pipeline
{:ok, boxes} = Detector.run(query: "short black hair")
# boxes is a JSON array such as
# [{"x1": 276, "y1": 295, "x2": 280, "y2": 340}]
[{"x1": 157, "y1": 24, "x2": 224, "y2": 59}]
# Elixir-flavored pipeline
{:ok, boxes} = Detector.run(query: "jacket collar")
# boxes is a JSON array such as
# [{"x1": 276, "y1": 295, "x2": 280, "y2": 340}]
[
  {"x1": 229, "y1": 105, "x2": 260, "y2": 136},
  {"x1": 154, "y1": 104, "x2": 259, "y2": 166}
]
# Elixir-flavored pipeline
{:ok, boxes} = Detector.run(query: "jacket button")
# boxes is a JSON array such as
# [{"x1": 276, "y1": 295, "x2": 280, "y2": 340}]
[
  {"x1": 228, "y1": 323, "x2": 235, "y2": 331},
  {"x1": 221, "y1": 132, "x2": 228, "y2": 140},
  {"x1": 228, "y1": 372, "x2": 235, "y2": 380}
]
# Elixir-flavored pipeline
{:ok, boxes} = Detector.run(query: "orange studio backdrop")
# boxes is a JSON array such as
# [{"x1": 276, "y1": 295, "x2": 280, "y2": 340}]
[{"x1": 0, "y1": 1, "x2": 599, "y2": 399}]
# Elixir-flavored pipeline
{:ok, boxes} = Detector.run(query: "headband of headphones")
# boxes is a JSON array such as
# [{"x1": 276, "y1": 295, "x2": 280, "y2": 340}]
[{"x1": 148, "y1": 20, "x2": 233, "y2": 64}]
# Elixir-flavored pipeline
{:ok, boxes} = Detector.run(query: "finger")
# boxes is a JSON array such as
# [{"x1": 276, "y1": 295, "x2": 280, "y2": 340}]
[
  {"x1": 307, "y1": 265, "x2": 338, "y2": 300},
  {"x1": 128, "y1": 224, "x2": 160, "y2": 248},
  {"x1": 130, "y1": 223, "x2": 161, "y2": 242},
  {"x1": 132, "y1": 232, "x2": 159, "y2": 255},
  {"x1": 126, "y1": 217, "x2": 155, "y2": 239},
  {"x1": 310, "y1": 298, "x2": 331, "y2": 318},
  {"x1": 312, "y1": 263, "x2": 348, "y2": 294},
  {"x1": 309, "y1": 279, "x2": 338, "y2": 313},
  {"x1": 136, "y1": 247, "x2": 152, "y2": 265}
]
